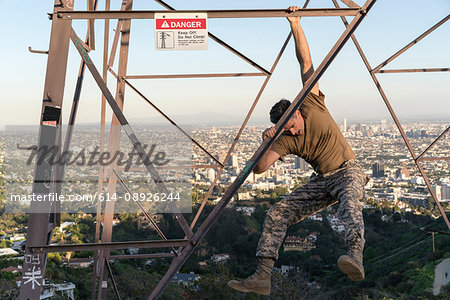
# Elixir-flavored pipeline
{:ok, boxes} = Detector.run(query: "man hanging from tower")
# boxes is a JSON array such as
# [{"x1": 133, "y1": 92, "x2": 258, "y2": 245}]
[{"x1": 228, "y1": 6, "x2": 368, "y2": 295}]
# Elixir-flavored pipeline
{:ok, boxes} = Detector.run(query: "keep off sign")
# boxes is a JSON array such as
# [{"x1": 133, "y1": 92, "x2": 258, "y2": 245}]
[{"x1": 155, "y1": 13, "x2": 208, "y2": 50}]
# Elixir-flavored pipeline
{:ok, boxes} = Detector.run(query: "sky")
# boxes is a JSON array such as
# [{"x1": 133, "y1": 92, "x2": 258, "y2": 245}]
[{"x1": 0, "y1": 0, "x2": 449, "y2": 128}]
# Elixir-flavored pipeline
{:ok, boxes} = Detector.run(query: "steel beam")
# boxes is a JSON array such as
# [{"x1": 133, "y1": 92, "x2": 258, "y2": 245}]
[
  {"x1": 123, "y1": 79, "x2": 224, "y2": 167},
  {"x1": 69, "y1": 29, "x2": 193, "y2": 237},
  {"x1": 30, "y1": 240, "x2": 188, "y2": 253},
  {"x1": 332, "y1": 0, "x2": 450, "y2": 229},
  {"x1": 110, "y1": 253, "x2": 175, "y2": 259},
  {"x1": 113, "y1": 169, "x2": 179, "y2": 255},
  {"x1": 56, "y1": 8, "x2": 360, "y2": 20},
  {"x1": 118, "y1": 164, "x2": 221, "y2": 171},
  {"x1": 87, "y1": 0, "x2": 95, "y2": 49},
  {"x1": 375, "y1": 68, "x2": 449, "y2": 74},
  {"x1": 186, "y1": 0, "x2": 314, "y2": 231},
  {"x1": 125, "y1": 73, "x2": 266, "y2": 79},
  {"x1": 190, "y1": 31, "x2": 294, "y2": 230},
  {"x1": 187, "y1": 0, "x2": 311, "y2": 232},
  {"x1": 110, "y1": 70, "x2": 224, "y2": 167},
  {"x1": 149, "y1": 1, "x2": 377, "y2": 298},
  {"x1": 105, "y1": 258, "x2": 121, "y2": 300},
  {"x1": 91, "y1": 0, "x2": 111, "y2": 298},
  {"x1": 97, "y1": 2, "x2": 133, "y2": 298},
  {"x1": 340, "y1": 0, "x2": 359, "y2": 8},
  {"x1": 372, "y1": 15, "x2": 450, "y2": 73},
  {"x1": 426, "y1": 229, "x2": 450, "y2": 236},
  {"x1": 417, "y1": 126, "x2": 450, "y2": 160},
  {"x1": 19, "y1": 1, "x2": 74, "y2": 299},
  {"x1": 153, "y1": 0, "x2": 271, "y2": 77}
]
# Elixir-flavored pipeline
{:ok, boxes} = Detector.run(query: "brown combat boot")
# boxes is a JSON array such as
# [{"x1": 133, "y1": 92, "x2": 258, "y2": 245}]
[
  {"x1": 338, "y1": 240, "x2": 365, "y2": 281},
  {"x1": 227, "y1": 258, "x2": 274, "y2": 295}
]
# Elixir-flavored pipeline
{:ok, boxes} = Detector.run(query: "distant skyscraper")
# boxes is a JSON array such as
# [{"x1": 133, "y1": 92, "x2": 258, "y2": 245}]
[
  {"x1": 395, "y1": 167, "x2": 409, "y2": 179},
  {"x1": 381, "y1": 119, "x2": 386, "y2": 132},
  {"x1": 443, "y1": 185, "x2": 450, "y2": 201},
  {"x1": 295, "y1": 157, "x2": 309, "y2": 171},
  {"x1": 207, "y1": 169, "x2": 215, "y2": 182},
  {"x1": 372, "y1": 163, "x2": 385, "y2": 178},
  {"x1": 421, "y1": 130, "x2": 427, "y2": 138},
  {"x1": 432, "y1": 185, "x2": 442, "y2": 201},
  {"x1": 356, "y1": 122, "x2": 362, "y2": 132},
  {"x1": 434, "y1": 184, "x2": 450, "y2": 201},
  {"x1": 227, "y1": 154, "x2": 239, "y2": 168},
  {"x1": 343, "y1": 118, "x2": 347, "y2": 132}
]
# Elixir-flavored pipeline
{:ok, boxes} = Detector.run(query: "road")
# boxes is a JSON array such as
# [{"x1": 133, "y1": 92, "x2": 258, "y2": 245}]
[{"x1": 433, "y1": 258, "x2": 450, "y2": 295}]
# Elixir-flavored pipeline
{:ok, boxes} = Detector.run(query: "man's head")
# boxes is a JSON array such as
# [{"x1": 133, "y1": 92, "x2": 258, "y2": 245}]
[{"x1": 269, "y1": 99, "x2": 304, "y2": 136}]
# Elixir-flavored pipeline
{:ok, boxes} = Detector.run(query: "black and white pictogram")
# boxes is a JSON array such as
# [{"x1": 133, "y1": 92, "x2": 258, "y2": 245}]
[{"x1": 157, "y1": 31, "x2": 174, "y2": 49}]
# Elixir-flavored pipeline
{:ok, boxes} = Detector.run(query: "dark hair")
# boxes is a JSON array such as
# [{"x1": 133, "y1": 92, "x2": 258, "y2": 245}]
[{"x1": 270, "y1": 99, "x2": 292, "y2": 124}]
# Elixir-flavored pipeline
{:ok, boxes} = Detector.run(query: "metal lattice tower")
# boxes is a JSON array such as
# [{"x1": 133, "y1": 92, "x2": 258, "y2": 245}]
[{"x1": 19, "y1": 0, "x2": 449, "y2": 299}]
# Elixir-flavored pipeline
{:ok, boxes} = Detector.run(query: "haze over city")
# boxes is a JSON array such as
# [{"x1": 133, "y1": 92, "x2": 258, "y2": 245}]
[{"x1": 0, "y1": 0, "x2": 449, "y2": 128}]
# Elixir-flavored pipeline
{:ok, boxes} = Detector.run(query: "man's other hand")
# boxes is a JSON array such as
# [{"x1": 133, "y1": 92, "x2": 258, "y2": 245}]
[{"x1": 262, "y1": 126, "x2": 277, "y2": 141}]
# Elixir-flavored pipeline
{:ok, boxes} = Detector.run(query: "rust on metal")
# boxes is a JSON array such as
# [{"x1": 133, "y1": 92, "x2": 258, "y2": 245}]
[
  {"x1": 340, "y1": 0, "x2": 360, "y2": 8},
  {"x1": 125, "y1": 73, "x2": 266, "y2": 79},
  {"x1": 375, "y1": 68, "x2": 449, "y2": 73},
  {"x1": 28, "y1": 46, "x2": 49, "y2": 54},
  {"x1": 19, "y1": 0, "x2": 74, "y2": 298},
  {"x1": 56, "y1": 8, "x2": 361, "y2": 20},
  {"x1": 29, "y1": 239, "x2": 189, "y2": 253},
  {"x1": 110, "y1": 253, "x2": 176, "y2": 259},
  {"x1": 87, "y1": 0, "x2": 95, "y2": 49},
  {"x1": 117, "y1": 164, "x2": 221, "y2": 171}
]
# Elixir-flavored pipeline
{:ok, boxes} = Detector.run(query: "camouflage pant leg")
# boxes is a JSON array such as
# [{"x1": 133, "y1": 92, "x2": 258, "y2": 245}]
[
  {"x1": 256, "y1": 175, "x2": 337, "y2": 260},
  {"x1": 326, "y1": 159, "x2": 368, "y2": 250}
]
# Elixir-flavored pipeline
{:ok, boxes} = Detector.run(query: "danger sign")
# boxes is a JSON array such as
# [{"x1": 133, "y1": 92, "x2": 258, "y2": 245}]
[
  {"x1": 155, "y1": 13, "x2": 208, "y2": 51},
  {"x1": 156, "y1": 19, "x2": 207, "y2": 30}
]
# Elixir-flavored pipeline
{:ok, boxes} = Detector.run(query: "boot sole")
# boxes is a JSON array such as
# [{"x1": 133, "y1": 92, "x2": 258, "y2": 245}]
[
  {"x1": 227, "y1": 280, "x2": 270, "y2": 295},
  {"x1": 338, "y1": 256, "x2": 365, "y2": 281}
]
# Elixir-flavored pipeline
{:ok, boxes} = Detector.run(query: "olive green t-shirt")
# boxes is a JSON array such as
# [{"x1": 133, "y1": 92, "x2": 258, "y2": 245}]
[{"x1": 271, "y1": 91, "x2": 356, "y2": 174}]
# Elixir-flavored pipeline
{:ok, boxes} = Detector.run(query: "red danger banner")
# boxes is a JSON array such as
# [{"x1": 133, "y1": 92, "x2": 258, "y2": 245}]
[{"x1": 155, "y1": 19, "x2": 207, "y2": 30}]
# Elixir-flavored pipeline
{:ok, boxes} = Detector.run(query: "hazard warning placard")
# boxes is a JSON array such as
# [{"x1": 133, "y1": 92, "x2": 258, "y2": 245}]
[{"x1": 155, "y1": 13, "x2": 208, "y2": 50}]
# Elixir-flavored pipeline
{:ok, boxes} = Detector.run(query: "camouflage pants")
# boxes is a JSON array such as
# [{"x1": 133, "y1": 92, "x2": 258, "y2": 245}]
[{"x1": 256, "y1": 159, "x2": 368, "y2": 260}]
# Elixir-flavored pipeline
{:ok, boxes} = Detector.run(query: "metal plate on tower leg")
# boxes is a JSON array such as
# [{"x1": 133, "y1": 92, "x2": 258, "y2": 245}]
[{"x1": 155, "y1": 13, "x2": 208, "y2": 50}]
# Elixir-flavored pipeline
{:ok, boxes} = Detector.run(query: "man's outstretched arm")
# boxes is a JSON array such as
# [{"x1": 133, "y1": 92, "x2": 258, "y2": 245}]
[{"x1": 287, "y1": 6, "x2": 319, "y2": 95}]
